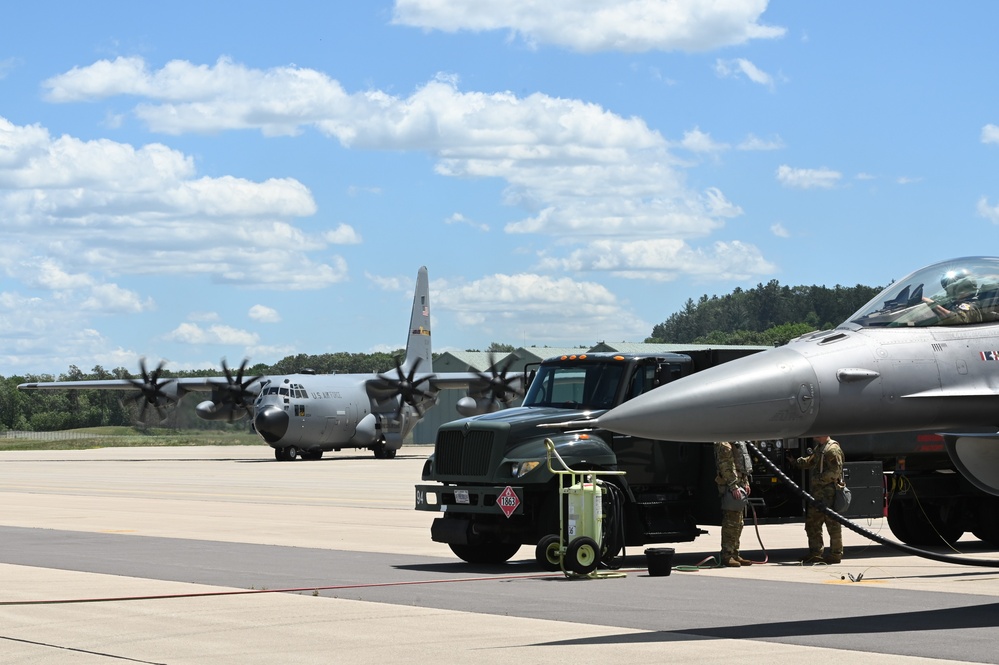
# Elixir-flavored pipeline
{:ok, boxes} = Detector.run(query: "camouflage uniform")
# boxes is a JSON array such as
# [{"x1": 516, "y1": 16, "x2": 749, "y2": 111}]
[
  {"x1": 796, "y1": 437, "x2": 845, "y2": 562},
  {"x1": 715, "y1": 441, "x2": 753, "y2": 567},
  {"x1": 939, "y1": 301, "x2": 982, "y2": 325}
]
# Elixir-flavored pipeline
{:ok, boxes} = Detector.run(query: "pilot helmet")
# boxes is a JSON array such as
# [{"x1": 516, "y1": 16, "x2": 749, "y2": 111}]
[{"x1": 940, "y1": 268, "x2": 977, "y2": 298}]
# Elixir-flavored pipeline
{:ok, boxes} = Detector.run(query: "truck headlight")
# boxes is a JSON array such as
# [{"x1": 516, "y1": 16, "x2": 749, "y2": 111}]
[{"x1": 512, "y1": 460, "x2": 541, "y2": 478}]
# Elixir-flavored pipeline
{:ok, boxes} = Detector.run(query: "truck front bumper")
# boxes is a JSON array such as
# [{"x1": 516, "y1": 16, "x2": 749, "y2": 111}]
[{"x1": 414, "y1": 483, "x2": 526, "y2": 516}]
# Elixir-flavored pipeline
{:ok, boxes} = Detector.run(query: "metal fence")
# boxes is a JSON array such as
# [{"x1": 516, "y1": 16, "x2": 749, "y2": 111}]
[{"x1": 1, "y1": 430, "x2": 122, "y2": 440}]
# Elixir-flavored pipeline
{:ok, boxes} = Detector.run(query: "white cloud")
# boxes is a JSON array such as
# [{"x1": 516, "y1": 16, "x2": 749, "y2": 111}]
[
  {"x1": 715, "y1": 57, "x2": 776, "y2": 90},
  {"x1": 164, "y1": 322, "x2": 260, "y2": 345},
  {"x1": 982, "y1": 124, "x2": 999, "y2": 145},
  {"x1": 248, "y1": 304, "x2": 281, "y2": 323},
  {"x1": 0, "y1": 115, "x2": 348, "y2": 291},
  {"x1": 79, "y1": 283, "x2": 152, "y2": 314},
  {"x1": 323, "y1": 223, "x2": 363, "y2": 244},
  {"x1": 679, "y1": 127, "x2": 728, "y2": 153},
  {"x1": 537, "y1": 238, "x2": 775, "y2": 281},
  {"x1": 770, "y1": 222, "x2": 790, "y2": 238},
  {"x1": 434, "y1": 272, "x2": 650, "y2": 343},
  {"x1": 42, "y1": 58, "x2": 747, "y2": 254},
  {"x1": 391, "y1": 0, "x2": 785, "y2": 53},
  {"x1": 366, "y1": 272, "x2": 407, "y2": 292},
  {"x1": 977, "y1": 196, "x2": 999, "y2": 224},
  {"x1": 737, "y1": 133, "x2": 784, "y2": 151},
  {"x1": 445, "y1": 212, "x2": 490, "y2": 232},
  {"x1": 775, "y1": 164, "x2": 841, "y2": 189},
  {"x1": 0, "y1": 57, "x2": 20, "y2": 80}
]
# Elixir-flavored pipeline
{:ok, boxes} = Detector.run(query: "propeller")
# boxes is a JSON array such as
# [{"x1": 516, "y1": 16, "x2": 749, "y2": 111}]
[
  {"x1": 368, "y1": 356, "x2": 438, "y2": 418},
  {"x1": 473, "y1": 353, "x2": 522, "y2": 406},
  {"x1": 127, "y1": 358, "x2": 177, "y2": 423},
  {"x1": 215, "y1": 358, "x2": 262, "y2": 421}
]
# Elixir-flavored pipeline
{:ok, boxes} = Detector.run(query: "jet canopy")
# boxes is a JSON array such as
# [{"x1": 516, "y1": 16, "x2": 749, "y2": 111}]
[{"x1": 847, "y1": 256, "x2": 999, "y2": 328}]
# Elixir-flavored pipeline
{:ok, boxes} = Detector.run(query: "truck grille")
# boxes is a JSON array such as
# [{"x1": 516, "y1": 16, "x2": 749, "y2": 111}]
[{"x1": 435, "y1": 429, "x2": 495, "y2": 477}]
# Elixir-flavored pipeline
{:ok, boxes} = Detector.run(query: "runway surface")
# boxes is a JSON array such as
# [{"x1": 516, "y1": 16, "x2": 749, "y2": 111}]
[{"x1": 0, "y1": 445, "x2": 997, "y2": 664}]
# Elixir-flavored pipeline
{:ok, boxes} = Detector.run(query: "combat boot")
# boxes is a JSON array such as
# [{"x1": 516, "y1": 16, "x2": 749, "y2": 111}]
[
  {"x1": 722, "y1": 556, "x2": 741, "y2": 567},
  {"x1": 823, "y1": 553, "x2": 843, "y2": 564},
  {"x1": 736, "y1": 556, "x2": 754, "y2": 566},
  {"x1": 799, "y1": 551, "x2": 824, "y2": 564}
]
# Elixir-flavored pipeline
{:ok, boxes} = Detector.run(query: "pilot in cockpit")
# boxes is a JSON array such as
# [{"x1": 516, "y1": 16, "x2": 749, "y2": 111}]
[{"x1": 923, "y1": 269, "x2": 983, "y2": 325}]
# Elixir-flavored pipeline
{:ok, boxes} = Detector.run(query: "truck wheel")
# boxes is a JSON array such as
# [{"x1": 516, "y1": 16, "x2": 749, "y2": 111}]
[
  {"x1": 889, "y1": 498, "x2": 963, "y2": 546},
  {"x1": 565, "y1": 536, "x2": 599, "y2": 575},
  {"x1": 535, "y1": 534, "x2": 562, "y2": 571},
  {"x1": 886, "y1": 499, "x2": 913, "y2": 543},
  {"x1": 448, "y1": 542, "x2": 521, "y2": 564},
  {"x1": 972, "y1": 496, "x2": 999, "y2": 545}
]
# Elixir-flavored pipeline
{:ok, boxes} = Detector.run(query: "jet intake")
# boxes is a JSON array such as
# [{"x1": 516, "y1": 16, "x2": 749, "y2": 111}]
[{"x1": 944, "y1": 434, "x2": 999, "y2": 497}]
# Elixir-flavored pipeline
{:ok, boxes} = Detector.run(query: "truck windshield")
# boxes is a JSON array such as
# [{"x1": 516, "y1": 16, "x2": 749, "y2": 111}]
[
  {"x1": 523, "y1": 362, "x2": 625, "y2": 410},
  {"x1": 847, "y1": 256, "x2": 999, "y2": 328}
]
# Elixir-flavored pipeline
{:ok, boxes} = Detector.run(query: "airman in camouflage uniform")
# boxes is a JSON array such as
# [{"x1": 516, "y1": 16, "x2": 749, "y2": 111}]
[
  {"x1": 796, "y1": 435, "x2": 845, "y2": 564},
  {"x1": 924, "y1": 274, "x2": 982, "y2": 324},
  {"x1": 715, "y1": 441, "x2": 753, "y2": 568}
]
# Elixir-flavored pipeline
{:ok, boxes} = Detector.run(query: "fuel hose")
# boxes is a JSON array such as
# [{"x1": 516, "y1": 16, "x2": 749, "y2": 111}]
[{"x1": 745, "y1": 441, "x2": 999, "y2": 567}]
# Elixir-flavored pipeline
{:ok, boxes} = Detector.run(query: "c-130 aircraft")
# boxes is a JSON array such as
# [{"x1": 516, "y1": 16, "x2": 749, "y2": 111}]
[{"x1": 18, "y1": 267, "x2": 522, "y2": 461}]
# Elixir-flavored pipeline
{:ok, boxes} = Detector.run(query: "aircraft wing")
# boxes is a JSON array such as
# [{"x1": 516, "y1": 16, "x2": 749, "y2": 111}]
[
  {"x1": 428, "y1": 371, "x2": 525, "y2": 416},
  {"x1": 17, "y1": 377, "x2": 222, "y2": 394},
  {"x1": 19, "y1": 362, "x2": 263, "y2": 424},
  {"x1": 902, "y1": 387, "x2": 999, "y2": 398},
  {"x1": 429, "y1": 372, "x2": 523, "y2": 395}
]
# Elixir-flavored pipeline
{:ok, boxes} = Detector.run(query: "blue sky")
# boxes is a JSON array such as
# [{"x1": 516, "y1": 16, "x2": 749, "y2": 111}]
[{"x1": 3, "y1": 1, "x2": 999, "y2": 375}]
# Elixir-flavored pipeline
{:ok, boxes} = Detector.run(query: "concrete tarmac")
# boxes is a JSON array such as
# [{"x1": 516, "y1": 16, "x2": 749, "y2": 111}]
[{"x1": 0, "y1": 445, "x2": 997, "y2": 664}]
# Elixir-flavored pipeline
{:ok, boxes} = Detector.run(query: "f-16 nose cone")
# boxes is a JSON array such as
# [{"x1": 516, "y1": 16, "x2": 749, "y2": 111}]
[
  {"x1": 597, "y1": 346, "x2": 820, "y2": 442},
  {"x1": 254, "y1": 405, "x2": 289, "y2": 444}
]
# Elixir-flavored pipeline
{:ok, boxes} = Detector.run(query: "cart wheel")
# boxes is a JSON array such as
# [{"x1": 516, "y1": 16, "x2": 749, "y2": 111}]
[
  {"x1": 535, "y1": 534, "x2": 562, "y2": 572},
  {"x1": 565, "y1": 536, "x2": 599, "y2": 575}
]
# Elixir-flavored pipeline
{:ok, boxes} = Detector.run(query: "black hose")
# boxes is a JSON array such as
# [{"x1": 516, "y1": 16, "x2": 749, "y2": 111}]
[
  {"x1": 599, "y1": 480, "x2": 627, "y2": 568},
  {"x1": 745, "y1": 441, "x2": 999, "y2": 568}
]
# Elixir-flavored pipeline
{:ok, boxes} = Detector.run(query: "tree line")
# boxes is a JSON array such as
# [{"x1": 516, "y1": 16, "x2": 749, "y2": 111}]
[
  {"x1": 647, "y1": 279, "x2": 881, "y2": 346},
  {"x1": 2, "y1": 280, "x2": 882, "y2": 432}
]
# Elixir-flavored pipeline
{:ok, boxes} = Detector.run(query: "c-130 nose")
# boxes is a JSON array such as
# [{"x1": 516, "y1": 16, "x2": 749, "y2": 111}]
[{"x1": 254, "y1": 405, "x2": 289, "y2": 444}]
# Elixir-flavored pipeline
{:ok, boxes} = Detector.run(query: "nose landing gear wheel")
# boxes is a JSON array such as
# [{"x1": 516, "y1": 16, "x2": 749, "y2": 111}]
[{"x1": 274, "y1": 446, "x2": 298, "y2": 461}]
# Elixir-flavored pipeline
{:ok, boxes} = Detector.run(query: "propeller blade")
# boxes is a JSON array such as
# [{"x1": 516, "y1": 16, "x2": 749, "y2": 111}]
[
  {"x1": 370, "y1": 356, "x2": 438, "y2": 418},
  {"x1": 212, "y1": 358, "x2": 261, "y2": 422},
  {"x1": 473, "y1": 353, "x2": 522, "y2": 405},
  {"x1": 127, "y1": 358, "x2": 177, "y2": 423}
]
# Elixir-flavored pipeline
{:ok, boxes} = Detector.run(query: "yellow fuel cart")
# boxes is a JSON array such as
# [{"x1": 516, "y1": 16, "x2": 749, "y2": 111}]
[{"x1": 536, "y1": 438, "x2": 627, "y2": 578}]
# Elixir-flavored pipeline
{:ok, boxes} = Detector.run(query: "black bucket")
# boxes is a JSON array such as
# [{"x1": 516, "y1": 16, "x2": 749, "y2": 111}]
[{"x1": 645, "y1": 547, "x2": 675, "y2": 577}]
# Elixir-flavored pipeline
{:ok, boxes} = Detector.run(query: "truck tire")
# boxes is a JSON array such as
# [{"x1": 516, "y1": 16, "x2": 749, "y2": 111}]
[
  {"x1": 448, "y1": 542, "x2": 521, "y2": 564},
  {"x1": 535, "y1": 534, "x2": 562, "y2": 572},
  {"x1": 565, "y1": 536, "x2": 599, "y2": 575},
  {"x1": 972, "y1": 496, "x2": 999, "y2": 546},
  {"x1": 888, "y1": 498, "x2": 962, "y2": 546}
]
